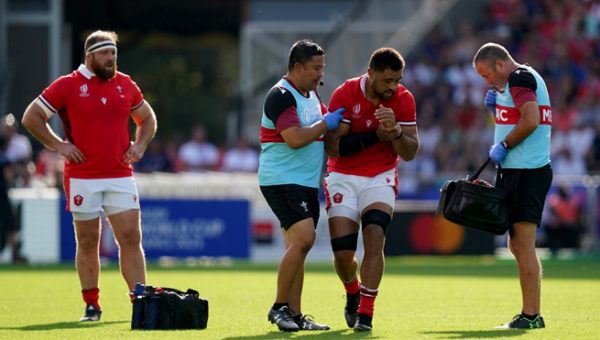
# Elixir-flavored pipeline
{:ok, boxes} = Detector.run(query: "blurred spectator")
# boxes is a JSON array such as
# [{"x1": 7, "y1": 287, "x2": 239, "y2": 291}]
[
  {"x1": 34, "y1": 149, "x2": 64, "y2": 188},
  {"x1": 0, "y1": 114, "x2": 33, "y2": 187},
  {"x1": 0, "y1": 132, "x2": 27, "y2": 263},
  {"x1": 178, "y1": 125, "x2": 219, "y2": 172},
  {"x1": 586, "y1": 120, "x2": 600, "y2": 172},
  {"x1": 544, "y1": 185, "x2": 584, "y2": 256},
  {"x1": 135, "y1": 138, "x2": 173, "y2": 173},
  {"x1": 220, "y1": 138, "x2": 259, "y2": 172}
]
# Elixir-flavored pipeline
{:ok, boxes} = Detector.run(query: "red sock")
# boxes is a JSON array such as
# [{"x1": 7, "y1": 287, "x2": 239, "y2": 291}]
[
  {"x1": 82, "y1": 287, "x2": 101, "y2": 311},
  {"x1": 343, "y1": 277, "x2": 361, "y2": 295},
  {"x1": 357, "y1": 285, "x2": 378, "y2": 317}
]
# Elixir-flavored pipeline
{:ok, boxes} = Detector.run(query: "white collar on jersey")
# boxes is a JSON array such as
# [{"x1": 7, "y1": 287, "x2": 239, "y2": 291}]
[
  {"x1": 77, "y1": 64, "x2": 96, "y2": 79},
  {"x1": 360, "y1": 73, "x2": 368, "y2": 96}
]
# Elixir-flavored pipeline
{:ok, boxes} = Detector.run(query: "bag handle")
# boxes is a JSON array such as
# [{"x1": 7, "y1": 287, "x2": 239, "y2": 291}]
[
  {"x1": 161, "y1": 287, "x2": 200, "y2": 297},
  {"x1": 467, "y1": 158, "x2": 501, "y2": 182}
]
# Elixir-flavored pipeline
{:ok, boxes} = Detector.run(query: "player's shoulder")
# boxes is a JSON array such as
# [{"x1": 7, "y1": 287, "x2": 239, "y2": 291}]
[
  {"x1": 341, "y1": 76, "x2": 362, "y2": 89},
  {"x1": 393, "y1": 84, "x2": 415, "y2": 103},
  {"x1": 333, "y1": 76, "x2": 362, "y2": 96},
  {"x1": 48, "y1": 71, "x2": 80, "y2": 89},
  {"x1": 116, "y1": 71, "x2": 132, "y2": 79},
  {"x1": 114, "y1": 71, "x2": 135, "y2": 83},
  {"x1": 266, "y1": 84, "x2": 294, "y2": 100},
  {"x1": 508, "y1": 66, "x2": 537, "y2": 90},
  {"x1": 265, "y1": 84, "x2": 296, "y2": 107}
]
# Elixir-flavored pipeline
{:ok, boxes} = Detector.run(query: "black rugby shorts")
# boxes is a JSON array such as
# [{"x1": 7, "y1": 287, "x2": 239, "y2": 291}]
[
  {"x1": 498, "y1": 164, "x2": 552, "y2": 227},
  {"x1": 260, "y1": 184, "x2": 320, "y2": 230}
]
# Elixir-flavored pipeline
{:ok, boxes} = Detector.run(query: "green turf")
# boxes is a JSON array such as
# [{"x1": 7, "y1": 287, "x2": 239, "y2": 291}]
[{"x1": 1, "y1": 257, "x2": 599, "y2": 339}]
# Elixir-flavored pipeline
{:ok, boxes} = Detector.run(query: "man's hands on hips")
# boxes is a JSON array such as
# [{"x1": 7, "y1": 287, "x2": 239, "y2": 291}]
[
  {"x1": 56, "y1": 140, "x2": 85, "y2": 163},
  {"x1": 489, "y1": 142, "x2": 508, "y2": 164},
  {"x1": 123, "y1": 142, "x2": 146, "y2": 165}
]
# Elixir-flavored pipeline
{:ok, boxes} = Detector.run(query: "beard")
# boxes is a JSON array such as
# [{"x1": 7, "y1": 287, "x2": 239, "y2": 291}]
[
  {"x1": 376, "y1": 88, "x2": 394, "y2": 101},
  {"x1": 91, "y1": 57, "x2": 117, "y2": 80}
]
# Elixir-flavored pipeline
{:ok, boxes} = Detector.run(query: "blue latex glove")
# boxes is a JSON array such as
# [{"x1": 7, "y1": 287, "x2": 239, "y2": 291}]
[
  {"x1": 485, "y1": 90, "x2": 496, "y2": 114},
  {"x1": 489, "y1": 142, "x2": 508, "y2": 164},
  {"x1": 322, "y1": 108, "x2": 346, "y2": 131}
]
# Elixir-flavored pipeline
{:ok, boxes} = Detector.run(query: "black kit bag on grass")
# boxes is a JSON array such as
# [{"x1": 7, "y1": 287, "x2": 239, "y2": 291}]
[
  {"x1": 131, "y1": 285, "x2": 209, "y2": 330},
  {"x1": 436, "y1": 158, "x2": 509, "y2": 235}
]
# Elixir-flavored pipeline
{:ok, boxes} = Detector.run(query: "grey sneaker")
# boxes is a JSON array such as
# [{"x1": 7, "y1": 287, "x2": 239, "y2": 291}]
[
  {"x1": 295, "y1": 314, "x2": 330, "y2": 330},
  {"x1": 496, "y1": 314, "x2": 545, "y2": 329},
  {"x1": 80, "y1": 304, "x2": 102, "y2": 322},
  {"x1": 267, "y1": 306, "x2": 299, "y2": 332}
]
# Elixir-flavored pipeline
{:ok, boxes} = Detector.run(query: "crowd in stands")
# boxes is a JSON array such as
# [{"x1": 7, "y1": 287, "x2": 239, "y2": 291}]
[{"x1": 401, "y1": 0, "x2": 600, "y2": 191}]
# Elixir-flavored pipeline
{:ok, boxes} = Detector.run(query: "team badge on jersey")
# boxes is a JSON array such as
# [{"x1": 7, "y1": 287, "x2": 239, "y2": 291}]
[{"x1": 74, "y1": 194, "x2": 84, "y2": 206}]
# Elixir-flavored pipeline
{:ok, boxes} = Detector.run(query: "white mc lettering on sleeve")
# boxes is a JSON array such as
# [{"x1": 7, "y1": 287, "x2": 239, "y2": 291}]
[
  {"x1": 496, "y1": 109, "x2": 509, "y2": 122},
  {"x1": 542, "y1": 108, "x2": 552, "y2": 123}
]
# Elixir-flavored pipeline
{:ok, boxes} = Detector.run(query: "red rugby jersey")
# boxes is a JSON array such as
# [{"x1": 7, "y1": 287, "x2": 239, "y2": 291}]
[
  {"x1": 327, "y1": 74, "x2": 416, "y2": 177},
  {"x1": 36, "y1": 65, "x2": 144, "y2": 179}
]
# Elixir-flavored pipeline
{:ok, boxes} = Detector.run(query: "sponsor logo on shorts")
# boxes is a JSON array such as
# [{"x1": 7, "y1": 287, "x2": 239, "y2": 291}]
[
  {"x1": 133, "y1": 194, "x2": 137, "y2": 202},
  {"x1": 333, "y1": 192, "x2": 343, "y2": 204},
  {"x1": 74, "y1": 194, "x2": 83, "y2": 206},
  {"x1": 386, "y1": 178, "x2": 391, "y2": 183},
  {"x1": 300, "y1": 201, "x2": 309, "y2": 213}
]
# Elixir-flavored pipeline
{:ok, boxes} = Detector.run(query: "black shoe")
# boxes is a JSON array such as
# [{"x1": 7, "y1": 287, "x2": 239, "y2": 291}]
[
  {"x1": 267, "y1": 306, "x2": 299, "y2": 332},
  {"x1": 344, "y1": 293, "x2": 360, "y2": 328},
  {"x1": 496, "y1": 314, "x2": 545, "y2": 329},
  {"x1": 80, "y1": 304, "x2": 102, "y2": 322},
  {"x1": 353, "y1": 313, "x2": 373, "y2": 332},
  {"x1": 295, "y1": 314, "x2": 330, "y2": 330}
]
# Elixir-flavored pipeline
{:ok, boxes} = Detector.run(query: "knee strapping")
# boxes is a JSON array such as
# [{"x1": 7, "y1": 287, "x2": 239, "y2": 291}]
[
  {"x1": 331, "y1": 232, "x2": 359, "y2": 252},
  {"x1": 361, "y1": 209, "x2": 391, "y2": 232}
]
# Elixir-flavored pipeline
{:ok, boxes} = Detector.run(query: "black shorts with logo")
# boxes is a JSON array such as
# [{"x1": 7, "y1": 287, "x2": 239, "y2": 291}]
[
  {"x1": 497, "y1": 164, "x2": 552, "y2": 227},
  {"x1": 260, "y1": 184, "x2": 320, "y2": 230}
]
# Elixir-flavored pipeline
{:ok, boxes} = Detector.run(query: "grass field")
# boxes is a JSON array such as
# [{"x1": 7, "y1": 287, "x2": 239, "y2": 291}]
[{"x1": 1, "y1": 256, "x2": 599, "y2": 339}]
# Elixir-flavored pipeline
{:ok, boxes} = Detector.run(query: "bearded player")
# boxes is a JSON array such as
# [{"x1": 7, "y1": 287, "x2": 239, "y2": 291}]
[
  {"x1": 22, "y1": 30, "x2": 157, "y2": 322},
  {"x1": 324, "y1": 47, "x2": 419, "y2": 331}
]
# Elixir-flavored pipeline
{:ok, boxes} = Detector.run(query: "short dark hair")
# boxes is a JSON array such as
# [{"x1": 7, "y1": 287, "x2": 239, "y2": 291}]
[
  {"x1": 288, "y1": 39, "x2": 324, "y2": 71},
  {"x1": 472, "y1": 42, "x2": 511, "y2": 68},
  {"x1": 369, "y1": 47, "x2": 405, "y2": 72},
  {"x1": 84, "y1": 30, "x2": 118, "y2": 53}
]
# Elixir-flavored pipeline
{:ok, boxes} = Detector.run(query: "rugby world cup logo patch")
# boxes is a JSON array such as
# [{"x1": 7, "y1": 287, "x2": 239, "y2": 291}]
[
  {"x1": 351, "y1": 104, "x2": 361, "y2": 119},
  {"x1": 79, "y1": 84, "x2": 89, "y2": 97}
]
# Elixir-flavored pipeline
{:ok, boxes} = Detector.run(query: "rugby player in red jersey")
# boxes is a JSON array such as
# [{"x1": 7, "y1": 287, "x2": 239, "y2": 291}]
[
  {"x1": 22, "y1": 30, "x2": 157, "y2": 322},
  {"x1": 324, "y1": 47, "x2": 419, "y2": 331}
]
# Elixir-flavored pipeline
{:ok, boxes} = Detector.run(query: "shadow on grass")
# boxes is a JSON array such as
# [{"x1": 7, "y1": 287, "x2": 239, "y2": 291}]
[
  {"x1": 422, "y1": 329, "x2": 527, "y2": 338},
  {"x1": 222, "y1": 329, "x2": 382, "y2": 339},
  {"x1": 0, "y1": 320, "x2": 128, "y2": 331}
]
